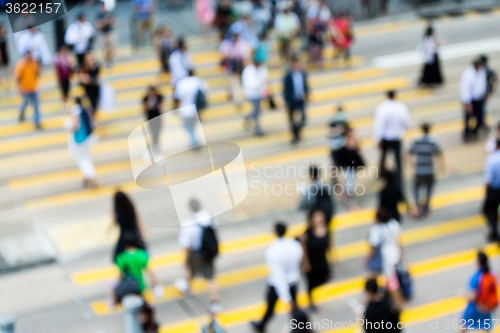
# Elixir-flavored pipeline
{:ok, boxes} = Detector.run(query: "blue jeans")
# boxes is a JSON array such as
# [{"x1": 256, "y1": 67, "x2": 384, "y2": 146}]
[
  {"x1": 183, "y1": 116, "x2": 198, "y2": 148},
  {"x1": 247, "y1": 99, "x2": 263, "y2": 134},
  {"x1": 20, "y1": 92, "x2": 40, "y2": 125}
]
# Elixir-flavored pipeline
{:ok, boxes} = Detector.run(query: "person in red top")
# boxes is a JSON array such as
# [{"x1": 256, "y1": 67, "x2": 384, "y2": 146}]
[
  {"x1": 329, "y1": 11, "x2": 353, "y2": 66},
  {"x1": 15, "y1": 50, "x2": 42, "y2": 129},
  {"x1": 53, "y1": 44, "x2": 74, "y2": 112}
]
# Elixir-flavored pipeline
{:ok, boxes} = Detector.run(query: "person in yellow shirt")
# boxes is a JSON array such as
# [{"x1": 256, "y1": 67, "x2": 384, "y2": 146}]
[{"x1": 15, "y1": 50, "x2": 41, "y2": 129}]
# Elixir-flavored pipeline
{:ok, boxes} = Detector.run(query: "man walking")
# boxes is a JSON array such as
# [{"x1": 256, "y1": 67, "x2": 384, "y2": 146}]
[
  {"x1": 483, "y1": 139, "x2": 500, "y2": 243},
  {"x1": 96, "y1": 1, "x2": 116, "y2": 68},
  {"x1": 461, "y1": 57, "x2": 488, "y2": 142},
  {"x1": 242, "y1": 57, "x2": 269, "y2": 136},
  {"x1": 15, "y1": 50, "x2": 41, "y2": 130},
  {"x1": 250, "y1": 222, "x2": 303, "y2": 333},
  {"x1": 283, "y1": 56, "x2": 309, "y2": 145},
  {"x1": 65, "y1": 14, "x2": 95, "y2": 67},
  {"x1": 16, "y1": 26, "x2": 51, "y2": 66},
  {"x1": 169, "y1": 38, "x2": 192, "y2": 87},
  {"x1": 408, "y1": 122, "x2": 445, "y2": 218},
  {"x1": 176, "y1": 199, "x2": 222, "y2": 314},
  {"x1": 373, "y1": 90, "x2": 411, "y2": 181}
]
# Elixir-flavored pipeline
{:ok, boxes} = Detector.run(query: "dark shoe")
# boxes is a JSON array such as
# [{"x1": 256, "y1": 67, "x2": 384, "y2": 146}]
[
  {"x1": 35, "y1": 124, "x2": 43, "y2": 130},
  {"x1": 487, "y1": 233, "x2": 499, "y2": 243},
  {"x1": 291, "y1": 137, "x2": 299, "y2": 145},
  {"x1": 249, "y1": 321, "x2": 264, "y2": 333},
  {"x1": 254, "y1": 131, "x2": 265, "y2": 137},
  {"x1": 18, "y1": 114, "x2": 25, "y2": 123}
]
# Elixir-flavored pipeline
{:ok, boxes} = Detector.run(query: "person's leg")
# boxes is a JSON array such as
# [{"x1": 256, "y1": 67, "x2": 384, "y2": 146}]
[
  {"x1": 483, "y1": 190, "x2": 500, "y2": 241},
  {"x1": 32, "y1": 92, "x2": 40, "y2": 126},
  {"x1": 474, "y1": 99, "x2": 485, "y2": 134},
  {"x1": 149, "y1": 119, "x2": 161, "y2": 153},
  {"x1": 393, "y1": 140, "x2": 402, "y2": 181},
  {"x1": 19, "y1": 93, "x2": 29, "y2": 122},
  {"x1": 288, "y1": 105, "x2": 299, "y2": 142},
  {"x1": 414, "y1": 176, "x2": 421, "y2": 211},
  {"x1": 251, "y1": 99, "x2": 263, "y2": 135},
  {"x1": 379, "y1": 139, "x2": 388, "y2": 171},
  {"x1": 258, "y1": 285, "x2": 279, "y2": 329},
  {"x1": 423, "y1": 175, "x2": 435, "y2": 213},
  {"x1": 183, "y1": 117, "x2": 198, "y2": 147}
]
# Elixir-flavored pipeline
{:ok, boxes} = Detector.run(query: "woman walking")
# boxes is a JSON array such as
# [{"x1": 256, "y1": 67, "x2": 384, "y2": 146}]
[
  {"x1": 329, "y1": 11, "x2": 353, "y2": 66},
  {"x1": 0, "y1": 23, "x2": 11, "y2": 90},
  {"x1": 299, "y1": 209, "x2": 332, "y2": 311},
  {"x1": 112, "y1": 190, "x2": 147, "y2": 262},
  {"x1": 378, "y1": 170, "x2": 407, "y2": 223},
  {"x1": 419, "y1": 26, "x2": 444, "y2": 88},
  {"x1": 154, "y1": 25, "x2": 174, "y2": 79},
  {"x1": 66, "y1": 97, "x2": 98, "y2": 188},
  {"x1": 142, "y1": 86, "x2": 164, "y2": 155},
  {"x1": 54, "y1": 44, "x2": 74, "y2": 112},
  {"x1": 79, "y1": 51, "x2": 101, "y2": 117}
]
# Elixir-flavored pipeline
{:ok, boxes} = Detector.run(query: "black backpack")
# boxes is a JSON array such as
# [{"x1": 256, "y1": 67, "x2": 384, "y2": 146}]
[
  {"x1": 313, "y1": 184, "x2": 334, "y2": 223},
  {"x1": 200, "y1": 224, "x2": 219, "y2": 261},
  {"x1": 195, "y1": 88, "x2": 207, "y2": 113}
]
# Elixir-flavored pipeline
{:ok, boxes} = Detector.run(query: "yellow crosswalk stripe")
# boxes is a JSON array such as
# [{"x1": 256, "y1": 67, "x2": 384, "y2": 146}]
[
  {"x1": 155, "y1": 243, "x2": 500, "y2": 333},
  {"x1": 72, "y1": 185, "x2": 484, "y2": 286}
]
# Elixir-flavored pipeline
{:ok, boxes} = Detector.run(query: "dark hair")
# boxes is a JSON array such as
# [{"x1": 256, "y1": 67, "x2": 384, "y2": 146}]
[
  {"x1": 307, "y1": 208, "x2": 326, "y2": 225},
  {"x1": 337, "y1": 105, "x2": 343, "y2": 112},
  {"x1": 387, "y1": 90, "x2": 396, "y2": 99},
  {"x1": 177, "y1": 38, "x2": 186, "y2": 50},
  {"x1": 496, "y1": 138, "x2": 500, "y2": 150},
  {"x1": 380, "y1": 169, "x2": 396, "y2": 184},
  {"x1": 478, "y1": 251, "x2": 490, "y2": 273},
  {"x1": 309, "y1": 165, "x2": 320, "y2": 179},
  {"x1": 75, "y1": 97, "x2": 82, "y2": 105},
  {"x1": 425, "y1": 26, "x2": 433, "y2": 37},
  {"x1": 275, "y1": 222, "x2": 287, "y2": 237},
  {"x1": 123, "y1": 231, "x2": 140, "y2": 249},
  {"x1": 365, "y1": 278, "x2": 379, "y2": 294},
  {"x1": 421, "y1": 122, "x2": 431, "y2": 134},
  {"x1": 375, "y1": 207, "x2": 391, "y2": 224},
  {"x1": 480, "y1": 54, "x2": 488, "y2": 65},
  {"x1": 291, "y1": 308, "x2": 312, "y2": 333},
  {"x1": 189, "y1": 198, "x2": 200, "y2": 212},
  {"x1": 113, "y1": 191, "x2": 137, "y2": 229},
  {"x1": 77, "y1": 13, "x2": 86, "y2": 20},
  {"x1": 188, "y1": 69, "x2": 195, "y2": 76}
]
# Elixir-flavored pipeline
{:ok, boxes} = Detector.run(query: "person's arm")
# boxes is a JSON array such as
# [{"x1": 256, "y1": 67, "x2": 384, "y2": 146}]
[
  {"x1": 364, "y1": 245, "x2": 377, "y2": 266},
  {"x1": 299, "y1": 233, "x2": 311, "y2": 273},
  {"x1": 146, "y1": 266, "x2": 160, "y2": 287},
  {"x1": 267, "y1": 254, "x2": 296, "y2": 309},
  {"x1": 372, "y1": 106, "x2": 383, "y2": 146},
  {"x1": 460, "y1": 70, "x2": 473, "y2": 113},
  {"x1": 135, "y1": 213, "x2": 147, "y2": 242}
]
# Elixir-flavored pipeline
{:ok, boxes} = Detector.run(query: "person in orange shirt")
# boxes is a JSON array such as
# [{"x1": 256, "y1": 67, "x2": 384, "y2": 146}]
[{"x1": 15, "y1": 50, "x2": 41, "y2": 129}]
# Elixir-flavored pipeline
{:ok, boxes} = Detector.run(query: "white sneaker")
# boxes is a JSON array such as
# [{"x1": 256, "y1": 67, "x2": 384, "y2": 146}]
[
  {"x1": 174, "y1": 278, "x2": 192, "y2": 297},
  {"x1": 208, "y1": 301, "x2": 222, "y2": 314}
]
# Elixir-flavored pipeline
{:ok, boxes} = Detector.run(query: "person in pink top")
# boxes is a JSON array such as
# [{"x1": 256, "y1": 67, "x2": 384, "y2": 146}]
[
  {"x1": 53, "y1": 44, "x2": 74, "y2": 112},
  {"x1": 330, "y1": 11, "x2": 353, "y2": 66}
]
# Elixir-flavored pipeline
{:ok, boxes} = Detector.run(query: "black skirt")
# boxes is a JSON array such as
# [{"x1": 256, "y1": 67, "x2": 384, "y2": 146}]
[{"x1": 420, "y1": 53, "x2": 443, "y2": 85}]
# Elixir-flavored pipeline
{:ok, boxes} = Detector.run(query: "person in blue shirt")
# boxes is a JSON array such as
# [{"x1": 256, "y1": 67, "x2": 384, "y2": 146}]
[{"x1": 483, "y1": 138, "x2": 500, "y2": 242}]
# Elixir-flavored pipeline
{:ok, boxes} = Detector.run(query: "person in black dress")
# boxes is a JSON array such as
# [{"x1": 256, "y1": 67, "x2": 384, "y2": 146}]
[
  {"x1": 378, "y1": 170, "x2": 407, "y2": 223},
  {"x1": 142, "y1": 86, "x2": 164, "y2": 154},
  {"x1": 79, "y1": 51, "x2": 101, "y2": 117},
  {"x1": 419, "y1": 26, "x2": 443, "y2": 88},
  {"x1": 299, "y1": 208, "x2": 332, "y2": 311},
  {"x1": 0, "y1": 23, "x2": 10, "y2": 90},
  {"x1": 112, "y1": 190, "x2": 146, "y2": 262}
]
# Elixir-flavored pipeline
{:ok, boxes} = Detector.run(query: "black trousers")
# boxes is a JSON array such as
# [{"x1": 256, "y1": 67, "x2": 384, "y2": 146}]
[
  {"x1": 464, "y1": 99, "x2": 485, "y2": 140},
  {"x1": 483, "y1": 188, "x2": 500, "y2": 240},
  {"x1": 257, "y1": 284, "x2": 297, "y2": 330},
  {"x1": 414, "y1": 174, "x2": 434, "y2": 213},
  {"x1": 288, "y1": 100, "x2": 306, "y2": 141},
  {"x1": 380, "y1": 139, "x2": 402, "y2": 180}
]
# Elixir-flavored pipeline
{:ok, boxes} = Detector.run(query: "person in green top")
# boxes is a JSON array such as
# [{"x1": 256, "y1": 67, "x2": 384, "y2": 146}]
[{"x1": 115, "y1": 232, "x2": 159, "y2": 293}]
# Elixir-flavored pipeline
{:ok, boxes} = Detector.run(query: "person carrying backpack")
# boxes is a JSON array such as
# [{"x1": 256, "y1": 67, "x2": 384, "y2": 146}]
[
  {"x1": 176, "y1": 199, "x2": 222, "y2": 314},
  {"x1": 460, "y1": 251, "x2": 498, "y2": 332},
  {"x1": 299, "y1": 166, "x2": 334, "y2": 226}
]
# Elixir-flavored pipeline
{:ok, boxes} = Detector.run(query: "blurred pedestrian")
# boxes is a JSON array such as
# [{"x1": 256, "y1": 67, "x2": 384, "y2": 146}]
[
  {"x1": 154, "y1": 25, "x2": 174, "y2": 77},
  {"x1": 274, "y1": 1, "x2": 300, "y2": 59},
  {"x1": 336, "y1": 123, "x2": 364, "y2": 210},
  {"x1": 226, "y1": 7, "x2": 258, "y2": 47},
  {"x1": 299, "y1": 209, "x2": 332, "y2": 312},
  {"x1": 481, "y1": 55, "x2": 498, "y2": 95},
  {"x1": 252, "y1": 0, "x2": 272, "y2": 38},
  {"x1": 283, "y1": 55, "x2": 309, "y2": 144},
  {"x1": 219, "y1": 32, "x2": 251, "y2": 107},
  {"x1": 169, "y1": 38, "x2": 192, "y2": 87},
  {"x1": 306, "y1": 0, "x2": 329, "y2": 69},
  {"x1": 212, "y1": 0, "x2": 236, "y2": 40},
  {"x1": 461, "y1": 57, "x2": 488, "y2": 142},
  {"x1": 65, "y1": 13, "x2": 95, "y2": 67},
  {"x1": 485, "y1": 122, "x2": 500, "y2": 154},
  {"x1": 329, "y1": 11, "x2": 353, "y2": 66},
  {"x1": 373, "y1": 90, "x2": 411, "y2": 183},
  {"x1": 328, "y1": 105, "x2": 347, "y2": 169},
  {"x1": 459, "y1": 251, "x2": 498, "y2": 332},
  {"x1": 418, "y1": 26, "x2": 443, "y2": 88},
  {"x1": 482, "y1": 138, "x2": 500, "y2": 243},
  {"x1": 408, "y1": 122, "x2": 445, "y2": 219},
  {"x1": 131, "y1": 0, "x2": 155, "y2": 48},
  {"x1": 363, "y1": 278, "x2": 403, "y2": 333},
  {"x1": 15, "y1": 50, "x2": 41, "y2": 129},
  {"x1": 281, "y1": 308, "x2": 314, "y2": 333},
  {"x1": 112, "y1": 190, "x2": 146, "y2": 261},
  {"x1": 378, "y1": 170, "x2": 407, "y2": 223},
  {"x1": 142, "y1": 86, "x2": 164, "y2": 155},
  {"x1": 242, "y1": 57, "x2": 268, "y2": 136},
  {"x1": 299, "y1": 166, "x2": 334, "y2": 226},
  {"x1": 195, "y1": 0, "x2": 215, "y2": 30},
  {"x1": 65, "y1": 97, "x2": 97, "y2": 187},
  {"x1": 16, "y1": 26, "x2": 51, "y2": 66},
  {"x1": 53, "y1": 44, "x2": 74, "y2": 112},
  {"x1": 250, "y1": 222, "x2": 303, "y2": 333},
  {"x1": 176, "y1": 199, "x2": 222, "y2": 314},
  {"x1": 0, "y1": 23, "x2": 11, "y2": 90},
  {"x1": 174, "y1": 70, "x2": 209, "y2": 147},
  {"x1": 79, "y1": 50, "x2": 101, "y2": 117},
  {"x1": 96, "y1": 0, "x2": 116, "y2": 68}
]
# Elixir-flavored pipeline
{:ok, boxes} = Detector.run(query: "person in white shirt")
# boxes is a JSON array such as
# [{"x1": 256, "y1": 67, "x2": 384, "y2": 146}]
[
  {"x1": 64, "y1": 14, "x2": 95, "y2": 67},
  {"x1": 176, "y1": 199, "x2": 222, "y2": 313},
  {"x1": 16, "y1": 26, "x2": 51, "y2": 65},
  {"x1": 174, "y1": 70, "x2": 209, "y2": 148},
  {"x1": 250, "y1": 222, "x2": 303, "y2": 333},
  {"x1": 242, "y1": 58, "x2": 269, "y2": 136},
  {"x1": 274, "y1": 2, "x2": 300, "y2": 59},
  {"x1": 373, "y1": 90, "x2": 411, "y2": 181},
  {"x1": 460, "y1": 58, "x2": 488, "y2": 142},
  {"x1": 169, "y1": 38, "x2": 192, "y2": 87}
]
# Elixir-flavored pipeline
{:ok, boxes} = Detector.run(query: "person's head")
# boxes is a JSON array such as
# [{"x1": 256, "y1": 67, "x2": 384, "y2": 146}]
[
  {"x1": 177, "y1": 38, "x2": 187, "y2": 52},
  {"x1": 189, "y1": 198, "x2": 201, "y2": 212},
  {"x1": 0, "y1": 23, "x2": 5, "y2": 34},
  {"x1": 308, "y1": 209, "x2": 327, "y2": 229},
  {"x1": 99, "y1": 1, "x2": 107, "y2": 11},
  {"x1": 375, "y1": 207, "x2": 391, "y2": 224},
  {"x1": 122, "y1": 231, "x2": 141, "y2": 249},
  {"x1": 59, "y1": 44, "x2": 69, "y2": 55},
  {"x1": 74, "y1": 96, "x2": 82, "y2": 105},
  {"x1": 77, "y1": 13, "x2": 86, "y2": 23},
  {"x1": 159, "y1": 24, "x2": 170, "y2": 36},
  {"x1": 84, "y1": 50, "x2": 96, "y2": 67},
  {"x1": 24, "y1": 50, "x2": 33, "y2": 60},
  {"x1": 480, "y1": 54, "x2": 489, "y2": 67},
  {"x1": 291, "y1": 55, "x2": 301, "y2": 71},
  {"x1": 221, "y1": 0, "x2": 231, "y2": 8},
  {"x1": 365, "y1": 278, "x2": 379, "y2": 298},
  {"x1": 188, "y1": 69, "x2": 195, "y2": 77},
  {"x1": 421, "y1": 122, "x2": 431, "y2": 134},
  {"x1": 259, "y1": 31, "x2": 268, "y2": 42},
  {"x1": 147, "y1": 85, "x2": 157, "y2": 95},
  {"x1": 275, "y1": 222, "x2": 287, "y2": 238},
  {"x1": 386, "y1": 90, "x2": 396, "y2": 100},
  {"x1": 425, "y1": 26, "x2": 434, "y2": 37},
  {"x1": 380, "y1": 169, "x2": 396, "y2": 185},
  {"x1": 473, "y1": 57, "x2": 484, "y2": 70},
  {"x1": 28, "y1": 25, "x2": 36, "y2": 33},
  {"x1": 113, "y1": 190, "x2": 136, "y2": 223},
  {"x1": 477, "y1": 251, "x2": 490, "y2": 273},
  {"x1": 232, "y1": 32, "x2": 240, "y2": 42},
  {"x1": 309, "y1": 165, "x2": 320, "y2": 180}
]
